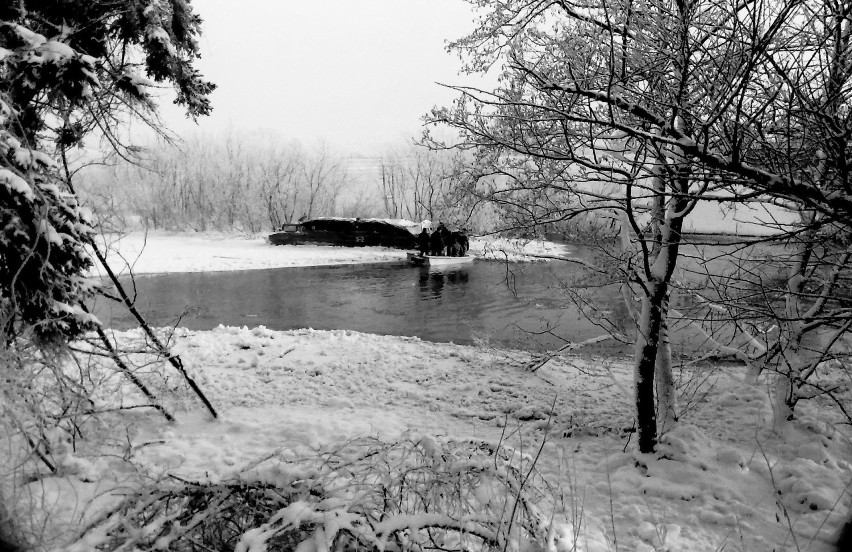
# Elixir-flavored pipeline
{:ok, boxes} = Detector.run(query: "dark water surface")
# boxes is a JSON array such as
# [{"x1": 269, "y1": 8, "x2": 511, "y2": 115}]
[{"x1": 93, "y1": 258, "x2": 632, "y2": 354}]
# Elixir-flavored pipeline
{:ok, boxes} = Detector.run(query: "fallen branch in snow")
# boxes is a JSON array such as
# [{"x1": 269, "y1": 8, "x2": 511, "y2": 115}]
[
  {"x1": 668, "y1": 306, "x2": 764, "y2": 367},
  {"x1": 60, "y1": 155, "x2": 217, "y2": 420},
  {"x1": 516, "y1": 252, "x2": 602, "y2": 270},
  {"x1": 87, "y1": 239, "x2": 218, "y2": 419},
  {"x1": 602, "y1": 360, "x2": 633, "y2": 399},
  {"x1": 527, "y1": 334, "x2": 617, "y2": 372},
  {"x1": 79, "y1": 304, "x2": 174, "y2": 422}
]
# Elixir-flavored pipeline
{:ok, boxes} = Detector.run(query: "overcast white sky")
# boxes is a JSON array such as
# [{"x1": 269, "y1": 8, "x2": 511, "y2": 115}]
[{"x1": 157, "y1": 0, "x2": 485, "y2": 156}]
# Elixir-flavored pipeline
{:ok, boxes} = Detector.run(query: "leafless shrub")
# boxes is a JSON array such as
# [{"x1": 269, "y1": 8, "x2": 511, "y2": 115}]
[{"x1": 68, "y1": 435, "x2": 557, "y2": 552}]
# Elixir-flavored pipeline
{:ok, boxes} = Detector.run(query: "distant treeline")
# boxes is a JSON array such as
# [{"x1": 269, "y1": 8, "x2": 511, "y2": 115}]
[
  {"x1": 79, "y1": 134, "x2": 504, "y2": 234},
  {"x1": 80, "y1": 134, "x2": 355, "y2": 233}
]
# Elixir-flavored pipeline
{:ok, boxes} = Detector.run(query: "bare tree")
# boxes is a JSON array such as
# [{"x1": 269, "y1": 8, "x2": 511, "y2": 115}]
[
  {"x1": 379, "y1": 152, "x2": 410, "y2": 218},
  {"x1": 257, "y1": 147, "x2": 304, "y2": 229},
  {"x1": 674, "y1": 220, "x2": 852, "y2": 428},
  {"x1": 428, "y1": 0, "x2": 852, "y2": 452},
  {"x1": 302, "y1": 141, "x2": 347, "y2": 220},
  {"x1": 80, "y1": 134, "x2": 354, "y2": 231},
  {"x1": 377, "y1": 145, "x2": 482, "y2": 227}
]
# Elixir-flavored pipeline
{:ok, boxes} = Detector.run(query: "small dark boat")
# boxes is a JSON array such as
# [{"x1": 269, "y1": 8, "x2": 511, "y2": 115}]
[{"x1": 268, "y1": 218, "x2": 418, "y2": 250}]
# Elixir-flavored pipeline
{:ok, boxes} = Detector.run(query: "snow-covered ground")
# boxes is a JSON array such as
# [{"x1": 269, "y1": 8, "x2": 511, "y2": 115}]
[
  {"x1": 88, "y1": 231, "x2": 572, "y2": 275},
  {"x1": 14, "y1": 232, "x2": 852, "y2": 551}
]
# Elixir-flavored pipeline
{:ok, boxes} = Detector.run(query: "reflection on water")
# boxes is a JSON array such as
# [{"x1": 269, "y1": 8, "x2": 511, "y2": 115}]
[
  {"x1": 92, "y1": 257, "x2": 632, "y2": 353},
  {"x1": 418, "y1": 267, "x2": 470, "y2": 300}
]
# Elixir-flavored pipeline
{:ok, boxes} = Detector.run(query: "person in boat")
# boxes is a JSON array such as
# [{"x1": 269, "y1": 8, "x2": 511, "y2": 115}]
[
  {"x1": 417, "y1": 228, "x2": 430, "y2": 256},
  {"x1": 429, "y1": 224, "x2": 446, "y2": 256},
  {"x1": 444, "y1": 228, "x2": 470, "y2": 257},
  {"x1": 446, "y1": 232, "x2": 460, "y2": 257},
  {"x1": 457, "y1": 228, "x2": 470, "y2": 257}
]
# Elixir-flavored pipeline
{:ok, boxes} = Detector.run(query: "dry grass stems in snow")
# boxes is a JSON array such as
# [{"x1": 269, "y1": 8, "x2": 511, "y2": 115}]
[{"x1": 67, "y1": 434, "x2": 557, "y2": 552}]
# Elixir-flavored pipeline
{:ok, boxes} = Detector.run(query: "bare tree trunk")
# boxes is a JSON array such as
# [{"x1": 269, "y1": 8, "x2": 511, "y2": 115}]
[
  {"x1": 655, "y1": 293, "x2": 677, "y2": 435},
  {"x1": 772, "y1": 218, "x2": 815, "y2": 430},
  {"x1": 634, "y1": 290, "x2": 663, "y2": 453}
]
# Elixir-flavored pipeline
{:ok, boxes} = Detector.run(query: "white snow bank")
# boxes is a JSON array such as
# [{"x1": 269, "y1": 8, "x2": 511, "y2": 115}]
[
  {"x1": 88, "y1": 232, "x2": 411, "y2": 276},
  {"x1": 86, "y1": 231, "x2": 571, "y2": 275},
  {"x1": 469, "y1": 236, "x2": 570, "y2": 261}
]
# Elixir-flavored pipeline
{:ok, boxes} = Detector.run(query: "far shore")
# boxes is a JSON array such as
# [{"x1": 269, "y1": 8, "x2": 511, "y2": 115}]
[{"x1": 87, "y1": 230, "x2": 572, "y2": 277}]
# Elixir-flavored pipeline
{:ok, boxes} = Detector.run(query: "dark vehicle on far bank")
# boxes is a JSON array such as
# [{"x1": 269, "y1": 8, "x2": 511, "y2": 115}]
[{"x1": 268, "y1": 218, "x2": 417, "y2": 249}]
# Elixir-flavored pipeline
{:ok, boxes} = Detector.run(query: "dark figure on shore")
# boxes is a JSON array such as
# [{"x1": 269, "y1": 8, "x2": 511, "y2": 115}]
[{"x1": 417, "y1": 229, "x2": 430, "y2": 256}]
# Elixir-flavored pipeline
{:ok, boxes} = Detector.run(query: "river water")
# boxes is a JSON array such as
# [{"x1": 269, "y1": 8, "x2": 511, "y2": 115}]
[{"x1": 93, "y1": 258, "x2": 633, "y2": 354}]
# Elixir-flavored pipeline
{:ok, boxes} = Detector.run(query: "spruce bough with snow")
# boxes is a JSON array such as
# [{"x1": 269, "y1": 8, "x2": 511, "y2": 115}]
[
  {"x1": 0, "y1": 1, "x2": 214, "y2": 343},
  {"x1": 1, "y1": 4, "x2": 214, "y2": 546}
]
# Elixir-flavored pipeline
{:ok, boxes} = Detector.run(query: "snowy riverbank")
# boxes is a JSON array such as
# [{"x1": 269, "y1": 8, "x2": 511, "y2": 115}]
[
  {"x1": 87, "y1": 231, "x2": 572, "y2": 276},
  {"x1": 13, "y1": 231, "x2": 851, "y2": 551},
  {"x1": 24, "y1": 325, "x2": 852, "y2": 552}
]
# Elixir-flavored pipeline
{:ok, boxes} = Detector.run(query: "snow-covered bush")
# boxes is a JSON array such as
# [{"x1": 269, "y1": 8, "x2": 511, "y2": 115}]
[
  {"x1": 0, "y1": 24, "x2": 101, "y2": 342},
  {"x1": 67, "y1": 434, "x2": 556, "y2": 552},
  {"x1": 0, "y1": 2, "x2": 213, "y2": 343},
  {"x1": 1, "y1": 4, "x2": 216, "y2": 544},
  {"x1": 0, "y1": 132, "x2": 99, "y2": 344}
]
